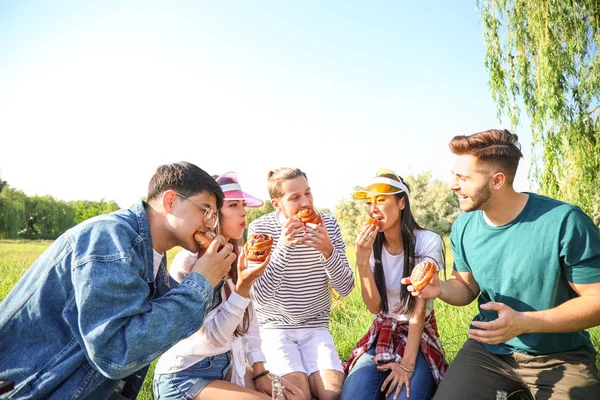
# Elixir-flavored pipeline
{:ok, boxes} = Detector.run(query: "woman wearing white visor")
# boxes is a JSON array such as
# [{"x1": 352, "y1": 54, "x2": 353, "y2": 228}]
[{"x1": 340, "y1": 169, "x2": 448, "y2": 400}]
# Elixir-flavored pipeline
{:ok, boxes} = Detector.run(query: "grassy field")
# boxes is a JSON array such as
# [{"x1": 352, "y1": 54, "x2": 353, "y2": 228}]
[{"x1": 1, "y1": 239, "x2": 599, "y2": 399}]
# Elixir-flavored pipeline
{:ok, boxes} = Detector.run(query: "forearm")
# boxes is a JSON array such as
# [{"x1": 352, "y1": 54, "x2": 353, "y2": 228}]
[
  {"x1": 357, "y1": 262, "x2": 381, "y2": 314},
  {"x1": 73, "y1": 268, "x2": 213, "y2": 379},
  {"x1": 402, "y1": 301, "x2": 426, "y2": 368},
  {"x1": 523, "y1": 295, "x2": 600, "y2": 333},
  {"x1": 203, "y1": 291, "x2": 250, "y2": 347},
  {"x1": 439, "y1": 277, "x2": 478, "y2": 306}
]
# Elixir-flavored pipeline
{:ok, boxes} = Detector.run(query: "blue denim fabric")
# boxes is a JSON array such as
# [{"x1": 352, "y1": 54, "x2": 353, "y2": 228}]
[
  {"x1": 0, "y1": 201, "x2": 219, "y2": 400},
  {"x1": 340, "y1": 346, "x2": 435, "y2": 400},
  {"x1": 153, "y1": 352, "x2": 233, "y2": 400}
]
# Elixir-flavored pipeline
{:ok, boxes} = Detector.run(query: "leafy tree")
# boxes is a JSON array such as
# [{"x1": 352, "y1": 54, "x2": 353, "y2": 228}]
[
  {"x1": 245, "y1": 201, "x2": 275, "y2": 240},
  {"x1": 479, "y1": 0, "x2": 600, "y2": 226},
  {"x1": 335, "y1": 187, "x2": 370, "y2": 247},
  {"x1": 406, "y1": 172, "x2": 460, "y2": 236}
]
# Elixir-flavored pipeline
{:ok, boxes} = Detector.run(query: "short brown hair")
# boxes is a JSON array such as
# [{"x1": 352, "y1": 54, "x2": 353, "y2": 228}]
[
  {"x1": 267, "y1": 168, "x2": 307, "y2": 199},
  {"x1": 450, "y1": 129, "x2": 523, "y2": 183}
]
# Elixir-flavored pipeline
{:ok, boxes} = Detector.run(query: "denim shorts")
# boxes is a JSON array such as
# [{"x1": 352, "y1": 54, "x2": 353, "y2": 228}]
[{"x1": 153, "y1": 352, "x2": 233, "y2": 400}]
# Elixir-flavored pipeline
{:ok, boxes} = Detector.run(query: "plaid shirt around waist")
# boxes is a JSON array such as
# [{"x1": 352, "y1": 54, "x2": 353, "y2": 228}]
[{"x1": 344, "y1": 310, "x2": 448, "y2": 386}]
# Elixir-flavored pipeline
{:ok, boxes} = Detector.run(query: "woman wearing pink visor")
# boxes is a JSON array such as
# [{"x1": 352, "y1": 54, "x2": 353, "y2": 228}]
[
  {"x1": 154, "y1": 172, "x2": 301, "y2": 400},
  {"x1": 340, "y1": 169, "x2": 448, "y2": 400}
]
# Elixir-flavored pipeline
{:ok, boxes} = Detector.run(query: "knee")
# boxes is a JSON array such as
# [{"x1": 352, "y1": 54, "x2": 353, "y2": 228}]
[{"x1": 315, "y1": 391, "x2": 340, "y2": 400}]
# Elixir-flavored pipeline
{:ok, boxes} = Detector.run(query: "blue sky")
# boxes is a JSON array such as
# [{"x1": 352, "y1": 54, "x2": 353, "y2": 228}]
[{"x1": 0, "y1": 1, "x2": 532, "y2": 210}]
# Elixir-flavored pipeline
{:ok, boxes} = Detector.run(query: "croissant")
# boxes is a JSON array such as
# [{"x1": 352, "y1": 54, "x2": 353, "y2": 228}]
[
  {"x1": 244, "y1": 233, "x2": 274, "y2": 262},
  {"x1": 357, "y1": 217, "x2": 382, "y2": 233},
  {"x1": 294, "y1": 208, "x2": 321, "y2": 225},
  {"x1": 410, "y1": 260, "x2": 436, "y2": 291},
  {"x1": 194, "y1": 231, "x2": 223, "y2": 255}
]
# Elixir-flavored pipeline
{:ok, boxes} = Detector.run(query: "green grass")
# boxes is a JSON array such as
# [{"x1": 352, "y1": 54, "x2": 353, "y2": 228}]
[{"x1": 1, "y1": 240, "x2": 599, "y2": 400}]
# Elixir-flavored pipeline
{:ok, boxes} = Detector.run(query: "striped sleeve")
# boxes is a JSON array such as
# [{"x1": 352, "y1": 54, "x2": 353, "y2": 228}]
[
  {"x1": 247, "y1": 214, "x2": 294, "y2": 299},
  {"x1": 322, "y1": 214, "x2": 354, "y2": 296}
]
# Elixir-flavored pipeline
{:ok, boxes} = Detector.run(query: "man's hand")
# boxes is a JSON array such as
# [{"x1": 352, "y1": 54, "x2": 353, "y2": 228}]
[
  {"x1": 281, "y1": 217, "x2": 306, "y2": 247},
  {"x1": 304, "y1": 217, "x2": 334, "y2": 259},
  {"x1": 235, "y1": 253, "x2": 270, "y2": 298},
  {"x1": 191, "y1": 235, "x2": 235, "y2": 286},
  {"x1": 401, "y1": 274, "x2": 442, "y2": 300},
  {"x1": 468, "y1": 302, "x2": 529, "y2": 344}
]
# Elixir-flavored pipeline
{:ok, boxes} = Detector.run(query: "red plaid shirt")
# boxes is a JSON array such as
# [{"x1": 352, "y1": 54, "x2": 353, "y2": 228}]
[{"x1": 344, "y1": 311, "x2": 448, "y2": 386}]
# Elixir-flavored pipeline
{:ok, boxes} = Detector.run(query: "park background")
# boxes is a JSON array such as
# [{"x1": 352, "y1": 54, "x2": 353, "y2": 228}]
[{"x1": 1, "y1": 1, "x2": 599, "y2": 399}]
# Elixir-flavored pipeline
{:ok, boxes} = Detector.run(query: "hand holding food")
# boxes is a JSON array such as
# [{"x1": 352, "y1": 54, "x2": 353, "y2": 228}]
[
  {"x1": 193, "y1": 231, "x2": 224, "y2": 256},
  {"x1": 409, "y1": 260, "x2": 437, "y2": 291},
  {"x1": 294, "y1": 208, "x2": 321, "y2": 225}
]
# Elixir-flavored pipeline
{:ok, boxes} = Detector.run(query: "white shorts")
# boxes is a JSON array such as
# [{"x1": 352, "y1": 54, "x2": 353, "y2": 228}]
[{"x1": 260, "y1": 327, "x2": 344, "y2": 376}]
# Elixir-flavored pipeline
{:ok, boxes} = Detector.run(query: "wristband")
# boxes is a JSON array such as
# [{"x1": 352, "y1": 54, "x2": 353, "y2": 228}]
[{"x1": 252, "y1": 370, "x2": 270, "y2": 381}]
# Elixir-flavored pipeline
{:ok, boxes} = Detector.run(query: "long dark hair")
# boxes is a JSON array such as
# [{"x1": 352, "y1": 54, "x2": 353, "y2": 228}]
[
  {"x1": 222, "y1": 237, "x2": 251, "y2": 337},
  {"x1": 371, "y1": 174, "x2": 442, "y2": 315}
]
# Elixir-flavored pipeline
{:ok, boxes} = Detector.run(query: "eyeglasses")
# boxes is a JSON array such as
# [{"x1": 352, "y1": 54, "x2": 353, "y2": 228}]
[{"x1": 175, "y1": 192, "x2": 219, "y2": 230}]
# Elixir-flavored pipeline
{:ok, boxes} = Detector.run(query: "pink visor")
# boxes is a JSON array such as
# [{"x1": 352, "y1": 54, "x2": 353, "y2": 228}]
[{"x1": 216, "y1": 171, "x2": 264, "y2": 208}]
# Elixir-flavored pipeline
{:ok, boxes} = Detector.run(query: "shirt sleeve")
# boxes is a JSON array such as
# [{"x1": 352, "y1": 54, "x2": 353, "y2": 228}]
[
  {"x1": 248, "y1": 219, "x2": 295, "y2": 299},
  {"x1": 200, "y1": 287, "x2": 252, "y2": 348},
  {"x1": 323, "y1": 216, "x2": 355, "y2": 296},
  {"x1": 169, "y1": 249, "x2": 199, "y2": 283},
  {"x1": 450, "y1": 215, "x2": 470, "y2": 272},
  {"x1": 560, "y1": 207, "x2": 600, "y2": 284},
  {"x1": 243, "y1": 304, "x2": 266, "y2": 366},
  {"x1": 71, "y1": 258, "x2": 214, "y2": 380}
]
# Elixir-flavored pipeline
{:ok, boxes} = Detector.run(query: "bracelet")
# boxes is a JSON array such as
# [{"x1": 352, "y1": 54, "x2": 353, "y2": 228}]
[
  {"x1": 398, "y1": 363, "x2": 414, "y2": 374},
  {"x1": 252, "y1": 370, "x2": 270, "y2": 381}
]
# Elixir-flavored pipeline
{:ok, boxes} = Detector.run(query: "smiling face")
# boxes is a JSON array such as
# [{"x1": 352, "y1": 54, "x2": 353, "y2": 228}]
[
  {"x1": 271, "y1": 176, "x2": 313, "y2": 219},
  {"x1": 451, "y1": 154, "x2": 493, "y2": 212},
  {"x1": 365, "y1": 194, "x2": 405, "y2": 232},
  {"x1": 218, "y1": 200, "x2": 248, "y2": 241}
]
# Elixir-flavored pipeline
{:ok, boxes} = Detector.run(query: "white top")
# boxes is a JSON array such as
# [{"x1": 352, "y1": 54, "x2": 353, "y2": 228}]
[
  {"x1": 155, "y1": 255, "x2": 265, "y2": 387},
  {"x1": 369, "y1": 229, "x2": 443, "y2": 320},
  {"x1": 152, "y1": 249, "x2": 164, "y2": 279}
]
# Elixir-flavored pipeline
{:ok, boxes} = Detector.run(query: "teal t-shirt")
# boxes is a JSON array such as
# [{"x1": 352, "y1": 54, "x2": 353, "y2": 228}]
[{"x1": 451, "y1": 193, "x2": 600, "y2": 355}]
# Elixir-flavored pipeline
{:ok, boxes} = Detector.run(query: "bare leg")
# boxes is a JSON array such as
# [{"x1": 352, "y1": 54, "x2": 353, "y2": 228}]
[
  {"x1": 282, "y1": 371, "x2": 311, "y2": 400},
  {"x1": 195, "y1": 379, "x2": 270, "y2": 400},
  {"x1": 309, "y1": 369, "x2": 345, "y2": 400}
]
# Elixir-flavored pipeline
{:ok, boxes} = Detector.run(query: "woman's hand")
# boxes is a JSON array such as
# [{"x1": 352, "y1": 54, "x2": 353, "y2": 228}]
[
  {"x1": 254, "y1": 373, "x2": 271, "y2": 396},
  {"x1": 281, "y1": 217, "x2": 306, "y2": 247},
  {"x1": 235, "y1": 253, "x2": 270, "y2": 298},
  {"x1": 377, "y1": 362, "x2": 413, "y2": 400},
  {"x1": 355, "y1": 223, "x2": 378, "y2": 265}
]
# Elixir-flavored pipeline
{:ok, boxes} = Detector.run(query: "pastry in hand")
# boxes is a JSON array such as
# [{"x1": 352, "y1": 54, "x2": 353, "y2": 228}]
[
  {"x1": 410, "y1": 260, "x2": 437, "y2": 291},
  {"x1": 294, "y1": 208, "x2": 321, "y2": 225},
  {"x1": 244, "y1": 233, "x2": 274, "y2": 262},
  {"x1": 357, "y1": 217, "x2": 382, "y2": 233},
  {"x1": 194, "y1": 231, "x2": 222, "y2": 255}
]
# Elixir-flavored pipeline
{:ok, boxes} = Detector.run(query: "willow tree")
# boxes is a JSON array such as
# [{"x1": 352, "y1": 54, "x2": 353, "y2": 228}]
[{"x1": 479, "y1": 0, "x2": 600, "y2": 226}]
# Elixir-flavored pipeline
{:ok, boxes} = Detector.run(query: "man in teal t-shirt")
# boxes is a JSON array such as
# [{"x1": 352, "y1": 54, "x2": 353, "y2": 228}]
[{"x1": 403, "y1": 129, "x2": 600, "y2": 400}]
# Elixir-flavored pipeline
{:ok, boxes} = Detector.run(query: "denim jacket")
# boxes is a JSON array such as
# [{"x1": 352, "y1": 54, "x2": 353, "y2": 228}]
[{"x1": 0, "y1": 201, "x2": 219, "y2": 399}]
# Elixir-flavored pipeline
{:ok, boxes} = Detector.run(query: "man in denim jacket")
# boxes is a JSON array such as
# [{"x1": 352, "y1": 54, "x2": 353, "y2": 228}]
[{"x1": 0, "y1": 162, "x2": 236, "y2": 399}]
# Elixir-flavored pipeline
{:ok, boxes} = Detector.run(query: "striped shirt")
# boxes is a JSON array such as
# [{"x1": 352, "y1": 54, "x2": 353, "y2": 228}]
[{"x1": 248, "y1": 211, "x2": 354, "y2": 329}]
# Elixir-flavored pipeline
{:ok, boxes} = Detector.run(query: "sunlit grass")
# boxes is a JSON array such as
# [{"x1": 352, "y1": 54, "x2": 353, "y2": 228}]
[{"x1": 2, "y1": 240, "x2": 599, "y2": 400}]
